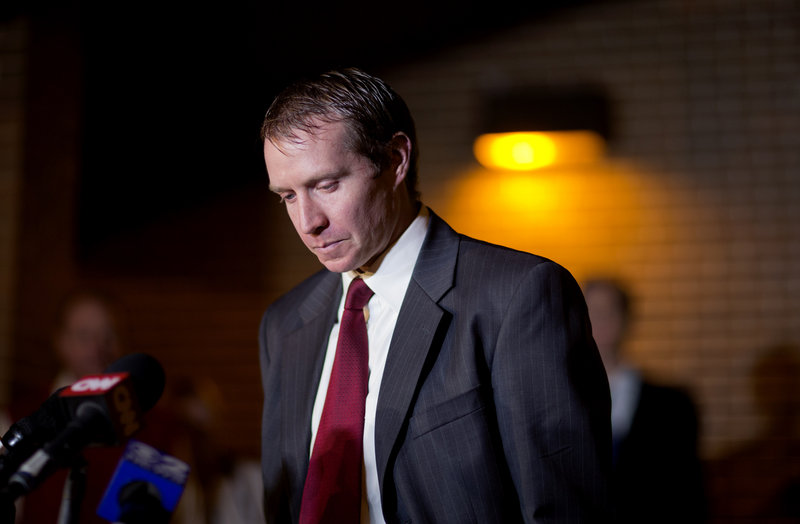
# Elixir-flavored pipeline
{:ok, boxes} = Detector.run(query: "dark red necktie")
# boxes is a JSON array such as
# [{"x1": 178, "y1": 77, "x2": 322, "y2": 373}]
[{"x1": 300, "y1": 277, "x2": 373, "y2": 524}]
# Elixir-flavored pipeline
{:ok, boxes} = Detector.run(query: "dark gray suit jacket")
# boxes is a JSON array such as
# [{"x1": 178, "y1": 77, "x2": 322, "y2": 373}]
[{"x1": 259, "y1": 210, "x2": 612, "y2": 523}]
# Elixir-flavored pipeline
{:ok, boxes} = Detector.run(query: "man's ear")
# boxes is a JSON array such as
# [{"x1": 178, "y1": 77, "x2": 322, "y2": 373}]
[{"x1": 388, "y1": 132, "x2": 412, "y2": 190}]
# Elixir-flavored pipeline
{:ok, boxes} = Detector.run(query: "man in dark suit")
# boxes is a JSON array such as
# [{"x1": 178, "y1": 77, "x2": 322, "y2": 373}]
[
  {"x1": 259, "y1": 68, "x2": 612, "y2": 523},
  {"x1": 582, "y1": 277, "x2": 706, "y2": 524}
]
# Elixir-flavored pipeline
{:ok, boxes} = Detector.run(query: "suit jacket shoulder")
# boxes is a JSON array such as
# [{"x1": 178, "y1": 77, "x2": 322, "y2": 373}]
[
  {"x1": 262, "y1": 269, "x2": 339, "y2": 331},
  {"x1": 417, "y1": 210, "x2": 582, "y2": 302}
]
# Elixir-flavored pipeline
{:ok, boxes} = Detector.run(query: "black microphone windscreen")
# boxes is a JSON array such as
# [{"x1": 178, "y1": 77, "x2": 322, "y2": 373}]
[
  {"x1": 105, "y1": 353, "x2": 166, "y2": 412},
  {"x1": 1, "y1": 387, "x2": 69, "y2": 449}
]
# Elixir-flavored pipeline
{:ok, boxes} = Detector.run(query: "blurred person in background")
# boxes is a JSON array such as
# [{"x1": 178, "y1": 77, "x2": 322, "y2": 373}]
[
  {"x1": 583, "y1": 277, "x2": 706, "y2": 524},
  {"x1": 707, "y1": 343, "x2": 800, "y2": 522},
  {"x1": 50, "y1": 289, "x2": 123, "y2": 390}
]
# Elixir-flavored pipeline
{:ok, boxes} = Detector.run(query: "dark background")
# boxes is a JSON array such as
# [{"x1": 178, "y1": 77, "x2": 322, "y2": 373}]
[{"x1": 5, "y1": 0, "x2": 597, "y2": 266}]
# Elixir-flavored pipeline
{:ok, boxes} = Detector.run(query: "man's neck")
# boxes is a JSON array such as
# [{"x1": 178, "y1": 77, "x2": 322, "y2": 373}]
[{"x1": 358, "y1": 201, "x2": 422, "y2": 274}]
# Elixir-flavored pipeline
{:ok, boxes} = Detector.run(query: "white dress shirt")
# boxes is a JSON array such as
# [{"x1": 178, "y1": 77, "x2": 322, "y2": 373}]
[
  {"x1": 309, "y1": 207, "x2": 430, "y2": 524},
  {"x1": 608, "y1": 363, "x2": 642, "y2": 442}
]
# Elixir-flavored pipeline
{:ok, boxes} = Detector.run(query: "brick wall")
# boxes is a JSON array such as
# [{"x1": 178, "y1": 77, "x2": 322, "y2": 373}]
[
  {"x1": 9, "y1": 10, "x2": 83, "y2": 413},
  {"x1": 0, "y1": 17, "x2": 26, "y2": 411}
]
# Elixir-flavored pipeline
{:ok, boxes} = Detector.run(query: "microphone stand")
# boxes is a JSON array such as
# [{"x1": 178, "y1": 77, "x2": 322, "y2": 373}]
[
  {"x1": 57, "y1": 454, "x2": 87, "y2": 524},
  {"x1": 0, "y1": 453, "x2": 89, "y2": 524},
  {"x1": 0, "y1": 485, "x2": 20, "y2": 523}
]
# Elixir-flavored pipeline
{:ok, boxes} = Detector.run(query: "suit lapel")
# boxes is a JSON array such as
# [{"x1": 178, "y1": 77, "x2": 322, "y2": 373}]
[
  {"x1": 281, "y1": 272, "x2": 342, "y2": 499},
  {"x1": 375, "y1": 211, "x2": 459, "y2": 495}
]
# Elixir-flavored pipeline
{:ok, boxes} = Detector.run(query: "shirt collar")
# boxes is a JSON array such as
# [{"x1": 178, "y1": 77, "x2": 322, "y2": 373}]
[{"x1": 342, "y1": 206, "x2": 430, "y2": 313}]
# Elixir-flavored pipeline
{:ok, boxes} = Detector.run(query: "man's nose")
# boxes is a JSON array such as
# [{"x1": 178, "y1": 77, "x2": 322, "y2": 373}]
[{"x1": 296, "y1": 196, "x2": 328, "y2": 235}]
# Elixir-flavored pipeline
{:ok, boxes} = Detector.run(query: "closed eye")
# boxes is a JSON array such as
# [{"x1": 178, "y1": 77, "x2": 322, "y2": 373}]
[
  {"x1": 278, "y1": 192, "x2": 296, "y2": 204},
  {"x1": 317, "y1": 180, "x2": 339, "y2": 193}
]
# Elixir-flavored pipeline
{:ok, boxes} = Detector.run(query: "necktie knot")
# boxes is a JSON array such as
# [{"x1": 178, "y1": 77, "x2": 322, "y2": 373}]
[{"x1": 345, "y1": 278, "x2": 373, "y2": 311}]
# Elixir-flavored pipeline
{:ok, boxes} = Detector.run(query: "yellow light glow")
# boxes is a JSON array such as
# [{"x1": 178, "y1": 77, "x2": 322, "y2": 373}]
[
  {"x1": 511, "y1": 141, "x2": 535, "y2": 164},
  {"x1": 442, "y1": 162, "x2": 644, "y2": 274},
  {"x1": 473, "y1": 131, "x2": 605, "y2": 171}
]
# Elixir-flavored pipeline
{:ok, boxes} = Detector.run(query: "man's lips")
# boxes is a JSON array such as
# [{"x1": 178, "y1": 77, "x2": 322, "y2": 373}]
[{"x1": 312, "y1": 239, "x2": 344, "y2": 254}]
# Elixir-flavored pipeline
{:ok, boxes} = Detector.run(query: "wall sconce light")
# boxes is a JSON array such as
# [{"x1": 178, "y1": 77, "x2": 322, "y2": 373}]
[{"x1": 474, "y1": 85, "x2": 610, "y2": 170}]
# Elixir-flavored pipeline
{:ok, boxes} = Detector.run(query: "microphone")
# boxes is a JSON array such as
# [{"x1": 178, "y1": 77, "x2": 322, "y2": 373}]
[
  {"x1": 96, "y1": 439, "x2": 190, "y2": 524},
  {"x1": 0, "y1": 387, "x2": 70, "y2": 487},
  {"x1": 1, "y1": 353, "x2": 166, "y2": 487},
  {"x1": 5, "y1": 353, "x2": 166, "y2": 496}
]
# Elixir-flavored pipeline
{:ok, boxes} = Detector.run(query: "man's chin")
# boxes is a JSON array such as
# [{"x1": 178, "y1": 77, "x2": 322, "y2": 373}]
[{"x1": 317, "y1": 255, "x2": 358, "y2": 274}]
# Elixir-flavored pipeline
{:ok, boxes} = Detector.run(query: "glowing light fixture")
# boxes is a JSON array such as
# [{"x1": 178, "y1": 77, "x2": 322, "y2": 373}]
[
  {"x1": 473, "y1": 130, "x2": 605, "y2": 171},
  {"x1": 474, "y1": 86, "x2": 610, "y2": 171}
]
